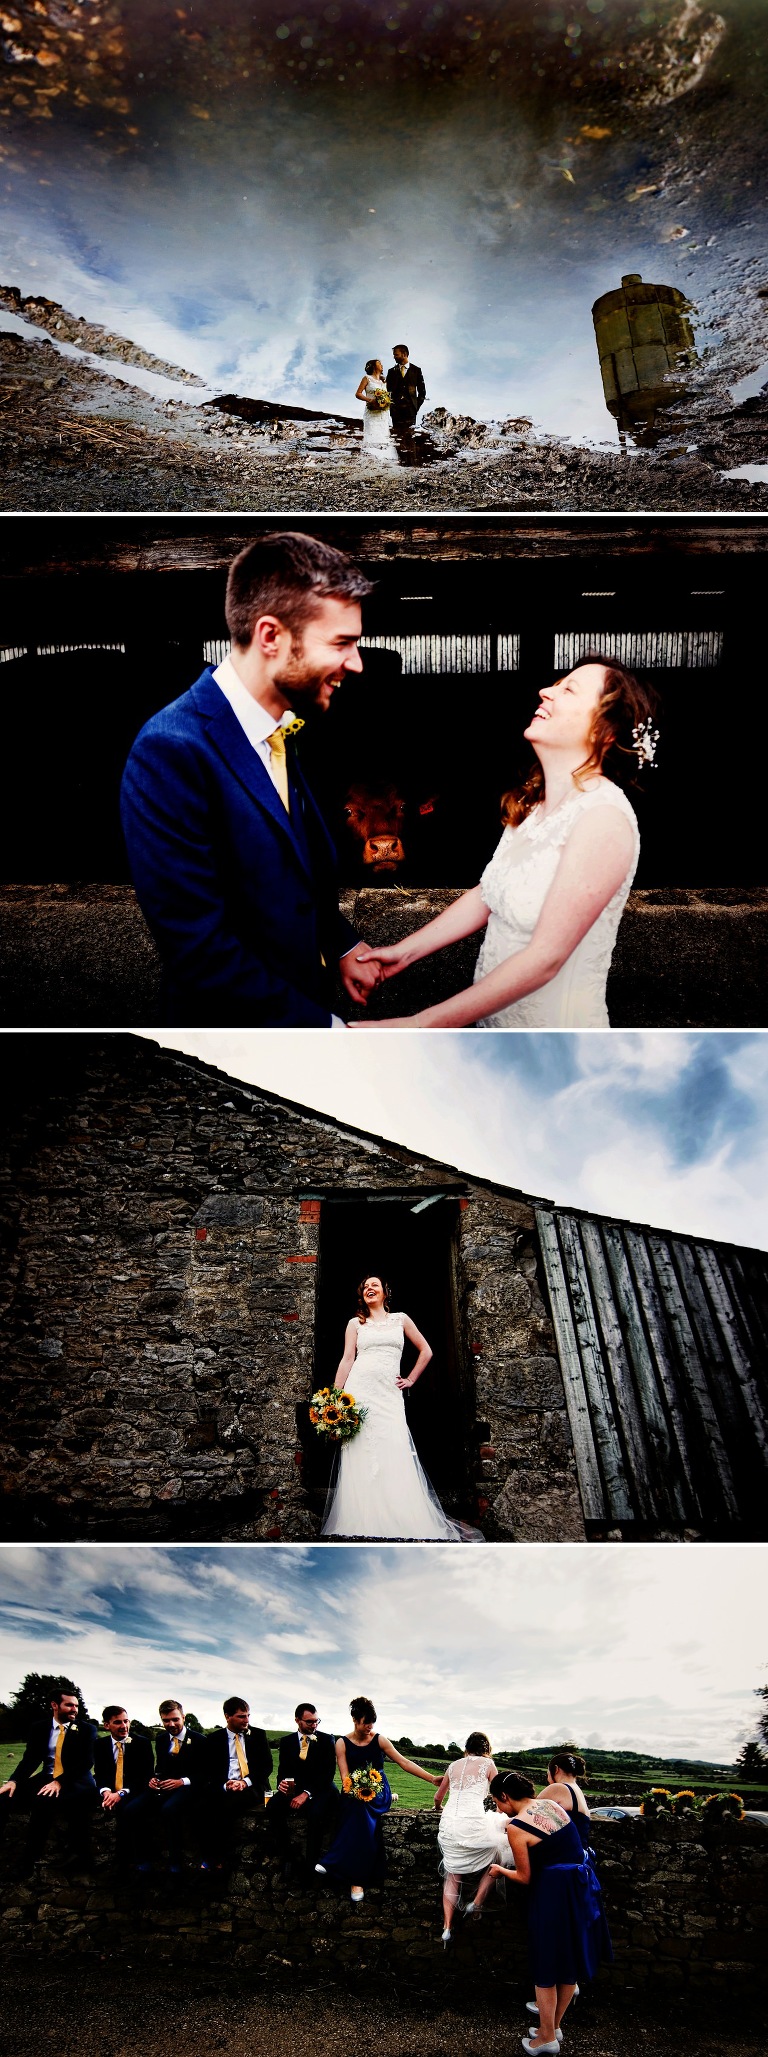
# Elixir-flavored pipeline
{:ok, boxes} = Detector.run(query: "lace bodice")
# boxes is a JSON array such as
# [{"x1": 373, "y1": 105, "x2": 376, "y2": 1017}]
[
  {"x1": 355, "y1": 1313, "x2": 404, "y2": 1362},
  {"x1": 474, "y1": 780, "x2": 639, "y2": 1028},
  {"x1": 445, "y1": 1755, "x2": 497, "y2": 1810}
]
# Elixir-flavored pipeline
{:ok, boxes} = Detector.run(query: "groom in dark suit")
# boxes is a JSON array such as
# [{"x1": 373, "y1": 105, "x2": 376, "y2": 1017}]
[
  {"x1": 121, "y1": 531, "x2": 382, "y2": 1027},
  {"x1": 94, "y1": 1705, "x2": 155, "y2": 1868},
  {"x1": 199, "y1": 1695, "x2": 273, "y2": 1870},
  {"x1": 268, "y1": 1701, "x2": 339, "y2": 1879},
  {"x1": 386, "y1": 345, "x2": 426, "y2": 433},
  {"x1": 0, "y1": 1685, "x2": 97, "y2": 1874},
  {"x1": 142, "y1": 1697, "x2": 206, "y2": 1873}
]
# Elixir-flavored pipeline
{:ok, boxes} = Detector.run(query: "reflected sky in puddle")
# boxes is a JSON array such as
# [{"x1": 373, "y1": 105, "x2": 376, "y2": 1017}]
[{"x1": 1, "y1": 0, "x2": 764, "y2": 442}]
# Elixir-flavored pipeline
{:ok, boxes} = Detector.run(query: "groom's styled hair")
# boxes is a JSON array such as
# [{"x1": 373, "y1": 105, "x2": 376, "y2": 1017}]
[{"x1": 225, "y1": 532, "x2": 374, "y2": 649}]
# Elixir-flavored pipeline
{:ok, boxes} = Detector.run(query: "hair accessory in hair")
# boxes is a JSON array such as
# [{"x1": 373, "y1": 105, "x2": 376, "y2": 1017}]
[{"x1": 632, "y1": 718, "x2": 659, "y2": 769}]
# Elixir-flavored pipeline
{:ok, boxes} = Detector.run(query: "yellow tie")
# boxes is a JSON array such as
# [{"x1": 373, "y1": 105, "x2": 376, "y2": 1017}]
[
  {"x1": 267, "y1": 726, "x2": 290, "y2": 812},
  {"x1": 234, "y1": 1734, "x2": 249, "y2": 1780},
  {"x1": 115, "y1": 1741, "x2": 124, "y2": 1792},
  {"x1": 170, "y1": 1737, "x2": 180, "y2": 1755},
  {"x1": 299, "y1": 1736, "x2": 310, "y2": 1761},
  {"x1": 52, "y1": 1725, "x2": 66, "y2": 1778}
]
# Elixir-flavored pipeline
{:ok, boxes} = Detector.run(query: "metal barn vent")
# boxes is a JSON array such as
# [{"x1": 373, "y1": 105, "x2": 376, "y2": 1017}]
[
  {"x1": 36, "y1": 642, "x2": 127, "y2": 657},
  {"x1": 203, "y1": 639, "x2": 231, "y2": 666},
  {"x1": 360, "y1": 634, "x2": 492, "y2": 674},
  {"x1": 0, "y1": 647, "x2": 28, "y2": 664},
  {"x1": 555, "y1": 630, "x2": 723, "y2": 671},
  {"x1": 537, "y1": 1206, "x2": 768, "y2": 1536},
  {"x1": 497, "y1": 633, "x2": 521, "y2": 671}
]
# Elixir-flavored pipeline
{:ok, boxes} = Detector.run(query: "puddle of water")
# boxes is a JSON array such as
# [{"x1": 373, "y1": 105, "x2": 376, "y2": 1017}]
[
  {"x1": 722, "y1": 464, "x2": 768, "y2": 483},
  {"x1": 0, "y1": 1, "x2": 764, "y2": 442},
  {"x1": 730, "y1": 359, "x2": 768, "y2": 403}
]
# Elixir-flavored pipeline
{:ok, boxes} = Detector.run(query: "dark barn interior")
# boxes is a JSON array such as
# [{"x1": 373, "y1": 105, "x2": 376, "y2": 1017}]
[{"x1": 0, "y1": 516, "x2": 765, "y2": 889}]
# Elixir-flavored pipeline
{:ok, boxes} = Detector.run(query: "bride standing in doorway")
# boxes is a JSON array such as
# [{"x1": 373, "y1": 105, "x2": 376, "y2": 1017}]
[{"x1": 320, "y1": 1275, "x2": 482, "y2": 1542}]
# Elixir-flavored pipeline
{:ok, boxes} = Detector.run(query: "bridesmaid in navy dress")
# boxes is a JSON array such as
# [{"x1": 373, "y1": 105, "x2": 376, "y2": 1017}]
[
  {"x1": 470, "y1": 1769, "x2": 612, "y2": 2053},
  {"x1": 315, "y1": 1695, "x2": 441, "y2": 1903}
]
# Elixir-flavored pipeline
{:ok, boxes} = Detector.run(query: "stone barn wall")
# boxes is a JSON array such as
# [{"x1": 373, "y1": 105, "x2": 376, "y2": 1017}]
[
  {"x1": 0, "y1": 1035, "x2": 585, "y2": 1543},
  {"x1": 0, "y1": 1805, "x2": 765, "y2": 2001}
]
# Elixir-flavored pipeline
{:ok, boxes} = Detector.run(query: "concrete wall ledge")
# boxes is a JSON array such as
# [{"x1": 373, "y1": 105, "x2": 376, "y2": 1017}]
[
  {"x1": 1, "y1": 1806, "x2": 765, "y2": 1995},
  {"x1": 1, "y1": 884, "x2": 766, "y2": 1027}
]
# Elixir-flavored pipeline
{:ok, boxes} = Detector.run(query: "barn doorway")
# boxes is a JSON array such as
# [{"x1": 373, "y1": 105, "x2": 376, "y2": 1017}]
[{"x1": 301, "y1": 1193, "x2": 473, "y2": 1526}]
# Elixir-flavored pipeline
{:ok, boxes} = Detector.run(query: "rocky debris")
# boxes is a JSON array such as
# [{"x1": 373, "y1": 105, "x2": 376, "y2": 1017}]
[
  {"x1": 0, "y1": 285, "x2": 206, "y2": 383},
  {"x1": 205, "y1": 392, "x2": 358, "y2": 428}
]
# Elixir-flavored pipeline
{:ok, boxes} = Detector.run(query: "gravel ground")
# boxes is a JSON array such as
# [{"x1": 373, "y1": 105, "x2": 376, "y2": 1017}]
[
  {"x1": 2, "y1": 322, "x2": 767, "y2": 515},
  {"x1": 0, "y1": 1980, "x2": 763, "y2": 2057}
]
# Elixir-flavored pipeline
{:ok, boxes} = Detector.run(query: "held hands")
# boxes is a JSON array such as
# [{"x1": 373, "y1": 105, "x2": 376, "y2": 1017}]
[
  {"x1": 338, "y1": 949, "x2": 385, "y2": 1009},
  {"x1": 353, "y1": 942, "x2": 412, "y2": 983}
]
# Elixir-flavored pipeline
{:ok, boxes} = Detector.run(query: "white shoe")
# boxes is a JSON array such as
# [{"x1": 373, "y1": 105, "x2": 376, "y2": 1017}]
[
  {"x1": 314, "y1": 1863, "x2": 327, "y2": 1875},
  {"x1": 350, "y1": 1887, "x2": 364, "y2": 1902},
  {"x1": 441, "y1": 1927, "x2": 452, "y2": 1946},
  {"x1": 521, "y1": 2041, "x2": 560, "y2": 2055},
  {"x1": 463, "y1": 1900, "x2": 481, "y2": 1918}
]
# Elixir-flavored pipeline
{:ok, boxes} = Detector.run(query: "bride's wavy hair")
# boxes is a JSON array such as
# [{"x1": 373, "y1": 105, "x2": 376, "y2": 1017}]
[
  {"x1": 365, "y1": 357, "x2": 382, "y2": 375},
  {"x1": 465, "y1": 1731, "x2": 492, "y2": 1757},
  {"x1": 501, "y1": 652, "x2": 661, "y2": 829},
  {"x1": 356, "y1": 1275, "x2": 392, "y2": 1322}
]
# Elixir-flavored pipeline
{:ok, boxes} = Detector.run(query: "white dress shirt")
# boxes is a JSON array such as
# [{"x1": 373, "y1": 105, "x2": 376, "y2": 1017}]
[
  {"x1": 212, "y1": 655, "x2": 349, "y2": 1027},
  {"x1": 167, "y1": 1725, "x2": 191, "y2": 1785},
  {"x1": 100, "y1": 1734, "x2": 130, "y2": 1797},
  {"x1": 225, "y1": 1728, "x2": 251, "y2": 1788}
]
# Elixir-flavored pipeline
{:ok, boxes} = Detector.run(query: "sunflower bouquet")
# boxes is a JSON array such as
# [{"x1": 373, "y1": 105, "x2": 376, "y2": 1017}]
[
  {"x1": 347, "y1": 1765, "x2": 384, "y2": 1804},
  {"x1": 367, "y1": 388, "x2": 391, "y2": 411},
  {"x1": 309, "y1": 1386, "x2": 367, "y2": 1442}
]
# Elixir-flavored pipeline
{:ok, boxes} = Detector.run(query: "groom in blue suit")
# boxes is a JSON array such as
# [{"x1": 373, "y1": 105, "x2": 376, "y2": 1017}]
[{"x1": 121, "y1": 532, "x2": 381, "y2": 1026}]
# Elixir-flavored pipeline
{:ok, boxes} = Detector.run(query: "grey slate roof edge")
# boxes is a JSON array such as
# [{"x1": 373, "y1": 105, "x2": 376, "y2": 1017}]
[{"x1": 115, "y1": 1036, "x2": 768, "y2": 1263}]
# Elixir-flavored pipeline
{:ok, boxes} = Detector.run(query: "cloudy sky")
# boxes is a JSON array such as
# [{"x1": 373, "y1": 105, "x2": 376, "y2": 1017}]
[
  {"x1": 140, "y1": 1030, "x2": 768, "y2": 1250},
  {"x1": 0, "y1": 1543, "x2": 763, "y2": 1765}
]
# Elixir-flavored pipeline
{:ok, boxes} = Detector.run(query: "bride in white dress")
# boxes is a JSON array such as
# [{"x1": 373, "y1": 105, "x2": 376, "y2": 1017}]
[
  {"x1": 434, "y1": 1734, "x2": 513, "y2": 1945},
  {"x1": 355, "y1": 358, "x2": 396, "y2": 462},
  {"x1": 320, "y1": 1275, "x2": 482, "y2": 1542},
  {"x1": 352, "y1": 654, "x2": 660, "y2": 1029}
]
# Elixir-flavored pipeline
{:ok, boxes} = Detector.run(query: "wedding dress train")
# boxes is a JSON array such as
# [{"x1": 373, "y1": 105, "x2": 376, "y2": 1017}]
[{"x1": 320, "y1": 1314, "x2": 482, "y2": 1541}]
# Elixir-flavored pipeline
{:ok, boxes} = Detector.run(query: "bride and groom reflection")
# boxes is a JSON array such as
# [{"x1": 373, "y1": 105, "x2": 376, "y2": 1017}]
[
  {"x1": 355, "y1": 344, "x2": 430, "y2": 465},
  {"x1": 319, "y1": 1273, "x2": 482, "y2": 1543}
]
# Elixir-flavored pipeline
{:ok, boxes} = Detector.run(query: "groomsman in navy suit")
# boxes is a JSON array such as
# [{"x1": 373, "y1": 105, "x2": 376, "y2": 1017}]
[
  {"x1": 121, "y1": 531, "x2": 383, "y2": 1026},
  {"x1": 200, "y1": 1695, "x2": 273, "y2": 1870},
  {"x1": 268, "y1": 1701, "x2": 339, "y2": 1879},
  {"x1": 144, "y1": 1698, "x2": 206, "y2": 1873},
  {"x1": 93, "y1": 1705, "x2": 155, "y2": 1868},
  {"x1": 0, "y1": 1684, "x2": 97, "y2": 1874}
]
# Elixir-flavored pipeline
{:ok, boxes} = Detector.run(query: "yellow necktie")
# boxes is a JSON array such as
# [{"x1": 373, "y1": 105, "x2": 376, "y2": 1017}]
[
  {"x1": 52, "y1": 1725, "x2": 66, "y2": 1778},
  {"x1": 115, "y1": 1741, "x2": 124, "y2": 1792},
  {"x1": 234, "y1": 1734, "x2": 249, "y2": 1779},
  {"x1": 267, "y1": 726, "x2": 290, "y2": 812},
  {"x1": 299, "y1": 1735, "x2": 310, "y2": 1761},
  {"x1": 170, "y1": 1737, "x2": 180, "y2": 1755}
]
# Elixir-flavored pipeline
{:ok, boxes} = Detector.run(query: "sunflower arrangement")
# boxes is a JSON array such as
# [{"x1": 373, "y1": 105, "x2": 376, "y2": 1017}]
[
  {"x1": 347, "y1": 1765, "x2": 384, "y2": 1804},
  {"x1": 640, "y1": 1787, "x2": 674, "y2": 1819},
  {"x1": 309, "y1": 1386, "x2": 367, "y2": 1442},
  {"x1": 367, "y1": 388, "x2": 392, "y2": 411},
  {"x1": 700, "y1": 1790, "x2": 745, "y2": 1824}
]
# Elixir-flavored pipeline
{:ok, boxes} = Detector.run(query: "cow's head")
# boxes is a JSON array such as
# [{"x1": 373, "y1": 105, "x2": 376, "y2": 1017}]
[{"x1": 342, "y1": 782, "x2": 408, "y2": 874}]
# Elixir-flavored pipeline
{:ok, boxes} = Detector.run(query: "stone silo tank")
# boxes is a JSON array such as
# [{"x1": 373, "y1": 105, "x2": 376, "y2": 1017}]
[{"x1": 592, "y1": 272, "x2": 697, "y2": 444}]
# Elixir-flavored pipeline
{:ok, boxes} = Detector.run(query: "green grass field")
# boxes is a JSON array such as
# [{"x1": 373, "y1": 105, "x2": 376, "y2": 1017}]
[{"x1": 2, "y1": 1737, "x2": 765, "y2": 1813}]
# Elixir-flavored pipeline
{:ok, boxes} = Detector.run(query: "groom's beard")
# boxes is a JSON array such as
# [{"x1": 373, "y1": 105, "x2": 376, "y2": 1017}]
[{"x1": 273, "y1": 638, "x2": 343, "y2": 715}]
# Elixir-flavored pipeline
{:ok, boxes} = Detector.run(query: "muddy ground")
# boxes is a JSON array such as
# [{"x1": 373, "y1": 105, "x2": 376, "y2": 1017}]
[
  {"x1": 2, "y1": 316, "x2": 767, "y2": 512},
  {"x1": 0, "y1": 1978, "x2": 764, "y2": 2057}
]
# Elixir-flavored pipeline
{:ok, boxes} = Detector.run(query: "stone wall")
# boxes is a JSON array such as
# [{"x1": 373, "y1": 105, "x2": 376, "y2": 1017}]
[
  {"x1": 1, "y1": 885, "x2": 767, "y2": 1028},
  {"x1": 1, "y1": 1805, "x2": 765, "y2": 1999},
  {"x1": 0, "y1": 1035, "x2": 585, "y2": 1543}
]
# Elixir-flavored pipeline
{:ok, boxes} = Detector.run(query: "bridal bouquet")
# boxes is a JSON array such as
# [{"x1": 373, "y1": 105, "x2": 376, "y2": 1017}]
[
  {"x1": 367, "y1": 389, "x2": 391, "y2": 411},
  {"x1": 347, "y1": 1765, "x2": 384, "y2": 1804},
  {"x1": 309, "y1": 1386, "x2": 367, "y2": 1442}
]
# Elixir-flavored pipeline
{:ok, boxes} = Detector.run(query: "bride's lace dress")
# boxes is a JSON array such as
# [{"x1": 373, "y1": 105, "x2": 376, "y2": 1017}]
[
  {"x1": 473, "y1": 780, "x2": 640, "y2": 1028},
  {"x1": 361, "y1": 377, "x2": 396, "y2": 460},
  {"x1": 320, "y1": 1314, "x2": 482, "y2": 1541},
  {"x1": 438, "y1": 1755, "x2": 511, "y2": 1878}
]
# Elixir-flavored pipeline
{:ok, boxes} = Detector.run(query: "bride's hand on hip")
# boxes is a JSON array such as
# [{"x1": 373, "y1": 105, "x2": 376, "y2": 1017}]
[{"x1": 396, "y1": 1374, "x2": 415, "y2": 1389}]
